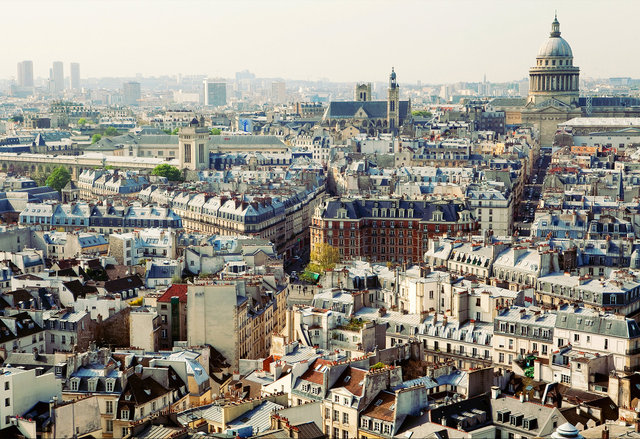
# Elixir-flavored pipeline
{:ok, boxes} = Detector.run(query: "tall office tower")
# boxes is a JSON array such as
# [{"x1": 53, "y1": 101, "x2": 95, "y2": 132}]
[
  {"x1": 203, "y1": 80, "x2": 227, "y2": 107},
  {"x1": 17, "y1": 61, "x2": 34, "y2": 87},
  {"x1": 123, "y1": 81, "x2": 141, "y2": 106},
  {"x1": 271, "y1": 81, "x2": 286, "y2": 104},
  {"x1": 70, "y1": 62, "x2": 80, "y2": 90},
  {"x1": 50, "y1": 61, "x2": 64, "y2": 93}
]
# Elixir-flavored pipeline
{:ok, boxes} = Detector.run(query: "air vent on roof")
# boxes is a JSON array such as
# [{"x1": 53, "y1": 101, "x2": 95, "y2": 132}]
[{"x1": 375, "y1": 399, "x2": 383, "y2": 406}]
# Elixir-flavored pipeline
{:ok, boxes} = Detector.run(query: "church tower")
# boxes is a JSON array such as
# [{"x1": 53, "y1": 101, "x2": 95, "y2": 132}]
[
  {"x1": 178, "y1": 117, "x2": 210, "y2": 171},
  {"x1": 387, "y1": 67, "x2": 400, "y2": 131},
  {"x1": 354, "y1": 83, "x2": 372, "y2": 101}
]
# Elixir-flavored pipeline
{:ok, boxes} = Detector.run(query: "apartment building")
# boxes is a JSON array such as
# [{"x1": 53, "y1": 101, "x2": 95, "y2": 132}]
[
  {"x1": 311, "y1": 198, "x2": 475, "y2": 263},
  {"x1": 186, "y1": 281, "x2": 286, "y2": 369}
]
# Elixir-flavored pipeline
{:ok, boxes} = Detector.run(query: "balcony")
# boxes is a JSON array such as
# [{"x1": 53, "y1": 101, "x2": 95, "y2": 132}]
[{"x1": 425, "y1": 347, "x2": 493, "y2": 366}]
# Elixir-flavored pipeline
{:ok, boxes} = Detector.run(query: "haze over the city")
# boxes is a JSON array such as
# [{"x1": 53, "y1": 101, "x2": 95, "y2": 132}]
[{"x1": 4, "y1": 0, "x2": 639, "y2": 84}]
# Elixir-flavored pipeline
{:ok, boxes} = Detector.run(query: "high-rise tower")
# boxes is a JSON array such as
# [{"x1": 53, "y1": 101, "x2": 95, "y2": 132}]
[{"x1": 70, "y1": 63, "x2": 80, "y2": 90}]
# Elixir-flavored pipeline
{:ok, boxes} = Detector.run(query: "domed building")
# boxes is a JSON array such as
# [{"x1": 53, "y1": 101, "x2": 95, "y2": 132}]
[
  {"x1": 527, "y1": 15, "x2": 580, "y2": 107},
  {"x1": 519, "y1": 15, "x2": 640, "y2": 147},
  {"x1": 522, "y1": 15, "x2": 582, "y2": 146}
]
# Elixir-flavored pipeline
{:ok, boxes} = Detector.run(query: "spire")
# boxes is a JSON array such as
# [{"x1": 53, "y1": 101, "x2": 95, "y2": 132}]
[
  {"x1": 551, "y1": 13, "x2": 561, "y2": 37},
  {"x1": 389, "y1": 67, "x2": 397, "y2": 89}
]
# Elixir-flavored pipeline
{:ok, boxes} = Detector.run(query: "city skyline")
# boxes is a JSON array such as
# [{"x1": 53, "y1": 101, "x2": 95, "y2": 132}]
[{"x1": 3, "y1": 0, "x2": 639, "y2": 84}]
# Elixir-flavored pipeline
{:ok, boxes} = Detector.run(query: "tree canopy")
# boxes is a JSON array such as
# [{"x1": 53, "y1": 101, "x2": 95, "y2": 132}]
[
  {"x1": 91, "y1": 134, "x2": 102, "y2": 144},
  {"x1": 45, "y1": 166, "x2": 71, "y2": 192},
  {"x1": 152, "y1": 164, "x2": 183, "y2": 181},
  {"x1": 307, "y1": 243, "x2": 341, "y2": 272},
  {"x1": 412, "y1": 110, "x2": 432, "y2": 118},
  {"x1": 103, "y1": 127, "x2": 119, "y2": 136},
  {"x1": 210, "y1": 128, "x2": 221, "y2": 135},
  {"x1": 77, "y1": 118, "x2": 88, "y2": 126}
]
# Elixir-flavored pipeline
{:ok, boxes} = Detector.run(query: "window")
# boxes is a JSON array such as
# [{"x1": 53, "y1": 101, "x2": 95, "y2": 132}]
[
  {"x1": 184, "y1": 144, "x2": 191, "y2": 163},
  {"x1": 333, "y1": 428, "x2": 339, "y2": 439},
  {"x1": 384, "y1": 424, "x2": 391, "y2": 434},
  {"x1": 71, "y1": 379, "x2": 79, "y2": 391},
  {"x1": 333, "y1": 410, "x2": 339, "y2": 421},
  {"x1": 4, "y1": 398, "x2": 9, "y2": 407},
  {"x1": 106, "y1": 420, "x2": 113, "y2": 433},
  {"x1": 106, "y1": 400, "x2": 113, "y2": 414},
  {"x1": 499, "y1": 353, "x2": 505, "y2": 363},
  {"x1": 334, "y1": 394, "x2": 339, "y2": 402},
  {"x1": 325, "y1": 408, "x2": 330, "y2": 419},
  {"x1": 343, "y1": 412, "x2": 349, "y2": 425},
  {"x1": 4, "y1": 382, "x2": 8, "y2": 391},
  {"x1": 106, "y1": 380, "x2": 114, "y2": 393},
  {"x1": 121, "y1": 409, "x2": 129, "y2": 420},
  {"x1": 342, "y1": 430, "x2": 349, "y2": 439},
  {"x1": 574, "y1": 334, "x2": 579, "y2": 342}
]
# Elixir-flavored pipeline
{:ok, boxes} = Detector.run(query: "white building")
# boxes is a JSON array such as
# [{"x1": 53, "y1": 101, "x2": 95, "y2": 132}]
[{"x1": 0, "y1": 366, "x2": 61, "y2": 430}]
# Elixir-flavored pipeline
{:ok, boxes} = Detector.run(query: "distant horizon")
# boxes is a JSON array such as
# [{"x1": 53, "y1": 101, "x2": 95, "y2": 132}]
[
  {"x1": 3, "y1": 0, "x2": 640, "y2": 84},
  {"x1": 6, "y1": 71, "x2": 637, "y2": 88}
]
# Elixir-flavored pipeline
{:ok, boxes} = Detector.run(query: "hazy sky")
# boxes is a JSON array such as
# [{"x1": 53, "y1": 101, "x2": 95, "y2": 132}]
[{"x1": 4, "y1": 0, "x2": 639, "y2": 84}]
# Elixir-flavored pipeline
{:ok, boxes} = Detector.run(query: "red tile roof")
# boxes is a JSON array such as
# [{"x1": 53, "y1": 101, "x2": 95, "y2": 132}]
[
  {"x1": 299, "y1": 358, "x2": 334, "y2": 385},
  {"x1": 157, "y1": 284, "x2": 188, "y2": 303},
  {"x1": 333, "y1": 366, "x2": 367, "y2": 397}
]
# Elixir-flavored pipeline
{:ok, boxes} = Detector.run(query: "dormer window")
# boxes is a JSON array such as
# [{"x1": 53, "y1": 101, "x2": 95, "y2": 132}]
[
  {"x1": 70, "y1": 378, "x2": 80, "y2": 391},
  {"x1": 88, "y1": 377, "x2": 98, "y2": 392},
  {"x1": 106, "y1": 378, "x2": 116, "y2": 393},
  {"x1": 121, "y1": 409, "x2": 129, "y2": 420}
]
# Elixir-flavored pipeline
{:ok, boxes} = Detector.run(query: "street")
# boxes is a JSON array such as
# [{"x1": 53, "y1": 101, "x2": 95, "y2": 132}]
[{"x1": 514, "y1": 149, "x2": 552, "y2": 236}]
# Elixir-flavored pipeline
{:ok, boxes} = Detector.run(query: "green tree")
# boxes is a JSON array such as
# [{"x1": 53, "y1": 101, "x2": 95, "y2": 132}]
[
  {"x1": 103, "y1": 127, "x2": 119, "y2": 136},
  {"x1": 91, "y1": 134, "x2": 102, "y2": 144},
  {"x1": 45, "y1": 166, "x2": 71, "y2": 192},
  {"x1": 171, "y1": 127, "x2": 179, "y2": 135},
  {"x1": 77, "y1": 118, "x2": 87, "y2": 126},
  {"x1": 9, "y1": 115, "x2": 24, "y2": 123},
  {"x1": 412, "y1": 110, "x2": 432, "y2": 118},
  {"x1": 210, "y1": 128, "x2": 221, "y2": 135},
  {"x1": 152, "y1": 164, "x2": 183, "y2": 181},
  {"x1": 307, "y1": 243, "x2": 341, "y2": 272}
]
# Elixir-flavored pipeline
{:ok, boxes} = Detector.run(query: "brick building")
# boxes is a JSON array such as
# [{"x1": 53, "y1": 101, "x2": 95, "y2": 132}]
[{"x1": 311, "y1": 198, "x2": 476, "y2": 263}]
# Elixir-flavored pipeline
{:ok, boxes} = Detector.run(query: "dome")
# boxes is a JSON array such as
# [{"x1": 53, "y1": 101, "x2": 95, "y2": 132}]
[
  {"x1": 537, "y1": 15, "x2": 573, "y2": 58},
  {"x1": 551, "y1": 422, "x2": 583, "y2": 439},
  {"x1": 537, "y1": 37, "x2": 573, "y2": 57}
]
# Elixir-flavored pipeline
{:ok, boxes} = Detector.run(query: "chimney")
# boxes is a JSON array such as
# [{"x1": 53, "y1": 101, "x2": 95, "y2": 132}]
[
  {"x1": 519, "y1": 393, "x2": 525, "y2": 403},
  {"x1": 490, "y1": 386, "x2": 500, "y2": 400},
  {"x1": 49, "y1": 395, "x2": 58, "y2": 421},
  {"x1": 601, "y1": 425, "x2": 609, "y2": 439},
  {"x1": 636, "y1": 419, "x2": 640, "y2": 433}
]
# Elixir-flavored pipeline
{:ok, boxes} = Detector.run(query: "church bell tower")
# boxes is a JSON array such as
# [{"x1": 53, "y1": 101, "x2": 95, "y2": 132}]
[{"x1": 387, "y1": 67, "x2": 400, "y2": 131}]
